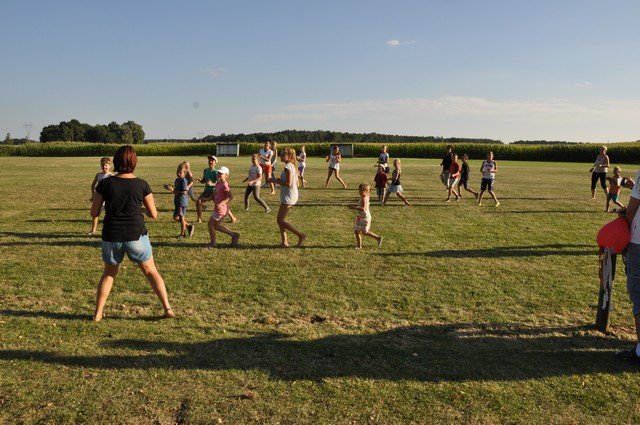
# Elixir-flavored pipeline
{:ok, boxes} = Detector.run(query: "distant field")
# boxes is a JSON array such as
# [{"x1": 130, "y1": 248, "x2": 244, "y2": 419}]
[{"x1": 1, "y1": 156, "x2": 639, "y2": 424}]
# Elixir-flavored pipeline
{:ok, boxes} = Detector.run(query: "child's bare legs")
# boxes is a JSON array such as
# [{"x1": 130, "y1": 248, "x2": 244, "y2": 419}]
[
  {"x1": 488, "y1": 190, "x2": 499, "y2": 206},
  {"x1": 478, "y1": 190, "x2": 486, "y2": 205},
  {"x1": 174, "y1": 215, "x2": 187, "y2": 236},
  {"x1": 382, "y1": 190, "x2": 391, "y2": 205},
  {"x1": 446, "y1": 186, "x2": 454, "y2": 201},
  {"x1": 196, "y1": 193, "x2": 213, "y2": 223},
  {"x1": 214, "y1": 221, "x2": 240, "y2": 246},
  {"x1": 277, "y1": 204, "x2": 305, "y2": 247},
  {"x1": 396, "y1": 192, "x2": 410, "y2": 206},
  {"x1": 94, "y1": 264, "x2": 119, "y2": 321},
  {"x1": 591, "y1": 189, "x2": 596, "y2": 199},
  {"x1": 335, "y1": 170, "x2": 347, "y2": 189},
  {"x1": 138, "y1": 257, "x2": 173, "y2": 317},
  {"x1": 207, "y1": 217, "x2": 217, "y2": 247},
  {"x1": 325, "y1": 169, "x2": 334, "y2": 188},
  {"x1": 354, "y1": 231, "x2": 363, "y2": 248},
  {"x1": 356, "y1": 230, "x2": 382, "y2": 248},
  {"x1": 226, "y1": 208, "x2": 238, "y2": 224},
  {"x1": 605, "y1": 197, "x2": 611, "y2": 212}
]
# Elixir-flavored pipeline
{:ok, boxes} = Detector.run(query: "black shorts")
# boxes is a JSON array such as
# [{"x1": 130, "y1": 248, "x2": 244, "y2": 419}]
[
  {"x1": 591, "y1": 172, "x2": 607, "y2": 190},
  {"x1": 458, "y1": 177, "x2": 468, "y2": 189},
  {"x1": 481, "y1": 178, "x2": 494, "y2": 191}
]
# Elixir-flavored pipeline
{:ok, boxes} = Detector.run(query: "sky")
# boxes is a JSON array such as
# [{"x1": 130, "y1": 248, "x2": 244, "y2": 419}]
[{"x1": 1, "y1": 0, "x2": 640, "y2": 143}]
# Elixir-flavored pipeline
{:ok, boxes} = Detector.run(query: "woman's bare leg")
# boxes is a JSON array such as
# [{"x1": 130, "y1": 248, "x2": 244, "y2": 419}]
[
  {"x1": 94, "y1": 264, "x2": 119, "y2": 321},
  {"x1": 138, "y1": 257, "x2": 173, "y2": 317}
]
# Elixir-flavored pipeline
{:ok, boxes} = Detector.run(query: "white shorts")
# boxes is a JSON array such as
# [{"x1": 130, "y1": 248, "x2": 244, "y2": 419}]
[{"x1": 354, "y1": 215, "x2": 371, "y2": 232}]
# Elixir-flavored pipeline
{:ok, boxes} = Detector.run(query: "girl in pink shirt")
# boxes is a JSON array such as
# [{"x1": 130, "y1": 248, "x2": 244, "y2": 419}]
[{"x1": 207, "y1": 167, "x2": 239, "y2": 248}]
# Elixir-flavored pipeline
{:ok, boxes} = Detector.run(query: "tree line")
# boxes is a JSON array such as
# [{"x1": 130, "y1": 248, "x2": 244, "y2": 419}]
[
  {"x1": 40, "y1": 119, "x2": 145, "y2": 144},
  {"x1": 147, "y1": 130, "x2": 501, "y2": 145}
]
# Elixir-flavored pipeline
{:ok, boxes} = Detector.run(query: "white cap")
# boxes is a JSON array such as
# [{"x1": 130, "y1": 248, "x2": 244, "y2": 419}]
[{"x1": 217, "y1": 166, "x2": 230, "y2": 175}]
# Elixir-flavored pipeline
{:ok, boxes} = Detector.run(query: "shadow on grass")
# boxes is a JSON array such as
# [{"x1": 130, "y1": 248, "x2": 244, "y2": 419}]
[
  {"x1": 376, "y1": 243, "x2": 595, "y2": 258},
  {"x1": 0, "y1": 323, "x2": 632, "y2": 382},
  {"x1": 492, "y1": 210, "x2": 597, "y2": 215}
]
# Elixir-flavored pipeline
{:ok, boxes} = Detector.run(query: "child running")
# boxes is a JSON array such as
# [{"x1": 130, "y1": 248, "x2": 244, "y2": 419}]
[
  {"x1": 297, "y1": 145, "x2": 307, "y2": 188},
  {"x1": 165, "y1": 164, "x2": 195, "y2": 238},
  {"x1": 457, "y1": 153, "x2": 478, "y2": 199},
  {"x1": 374, "y1": 164, "x2": 388, "y2": 204},
  {"x1": 478, "y1": 151, "x2": 500, "y2": 207},
  {"x1": 606, "y1": 166, "x2": 625, "y2": 212},
  {"x1": 325, "y1": 146, "x2": 348, "y2": 189},
  {"x1": 207, "y1": 166, "x2": 240, "y2": 247},
  {"x1": 243, "y1": 154, "x2": 271, "y2": 213},
  {"x1": 383, "y1": 159, "x2": 411, "y2": 206},
  {"x1": 88, "y1": 157, "x2": 114, "y2": 236},
  {"x1": 181, "y1": 161, "x2": 198, "y2": 204},
  {"x1": 258, "y1": 141, "x2": 275, "y2": 194},
  {"x1": 446, "y1": 153, "x2": 461, "y2": 202},
  {"x1": 195, "y1": 155, "x2": 217, "y2": 223},
  {"x1": 272, "y1": 147, "x2": 306, "y2": 247},
  {"x1": 348, "y1": 183, "x2": 383, "y2": 249}
]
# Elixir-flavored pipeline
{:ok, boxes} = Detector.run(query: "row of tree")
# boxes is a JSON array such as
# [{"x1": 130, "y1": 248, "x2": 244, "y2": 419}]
[
  {"x1": 40, "y1": 119, "x2": 145, "y2": 144},
  {"x1": 198, "y1": 130, "x2": 501, "y2": 145}
]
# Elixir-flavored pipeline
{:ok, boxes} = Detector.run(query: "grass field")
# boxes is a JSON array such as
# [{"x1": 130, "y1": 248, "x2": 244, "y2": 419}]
[{"x1": 1, "y1": 155, "x2": 640, "y2": 424}]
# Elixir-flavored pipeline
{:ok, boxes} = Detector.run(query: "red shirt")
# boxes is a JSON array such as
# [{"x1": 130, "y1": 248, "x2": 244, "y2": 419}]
[
  {"x1": 449, "y1": 162, "x2": 461, "y2": 178},
  {"x1": 374, "y1": 172, "x2": 388, "y2": 188}
]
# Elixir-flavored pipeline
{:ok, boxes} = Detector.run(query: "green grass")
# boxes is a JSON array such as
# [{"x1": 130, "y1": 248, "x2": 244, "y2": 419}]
[{"x1": 1, "y1": 156, "x2": 639, "y2": 424}]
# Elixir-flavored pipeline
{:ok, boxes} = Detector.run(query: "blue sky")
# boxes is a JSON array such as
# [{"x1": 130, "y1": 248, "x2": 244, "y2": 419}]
[{"x1": 1, "y1": 0, "x2": 640, "y2": 142}]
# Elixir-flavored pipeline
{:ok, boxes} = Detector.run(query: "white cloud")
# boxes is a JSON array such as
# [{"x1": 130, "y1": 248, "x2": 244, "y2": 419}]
[
  {"x1": 251, "y1": 96, "x2": 640, "y2": 143},
  {"x1": 386, "y1": 39, "x2": 415, "y2": 47},
  {"x1": 198, "y1": 67, "x2": 225, "y2": 78}
]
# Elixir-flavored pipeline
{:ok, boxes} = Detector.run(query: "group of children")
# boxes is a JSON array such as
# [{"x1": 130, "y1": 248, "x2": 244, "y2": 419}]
[{"x1": 440, "y1": 146, "x2": 500, "y2": 207}]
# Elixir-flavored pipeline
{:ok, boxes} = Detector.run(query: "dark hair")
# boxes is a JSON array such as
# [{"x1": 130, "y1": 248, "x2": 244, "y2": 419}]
[{"x1": 113, "y1": 145, "x2": 138, "y2": 173}]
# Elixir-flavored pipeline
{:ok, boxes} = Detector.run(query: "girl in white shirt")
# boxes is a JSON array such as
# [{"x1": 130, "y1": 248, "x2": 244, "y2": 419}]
[
  {"x1": 271, "y1": 147, "x2": 306, "y2": 247},
  {"x1": 324, "y1": 146, "x2": 347, "y2": 189}
]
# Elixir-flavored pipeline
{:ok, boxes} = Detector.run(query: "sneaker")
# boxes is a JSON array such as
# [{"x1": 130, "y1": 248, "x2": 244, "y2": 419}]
[
  {"x1": 187, "y1": 225, "x2": 195, "y2": 237},
  {"x1": 355, "y1": 246, "x2": 362, "y2": 250},
  {"x1": 86, "y1": 231, "x2": 96, "y2": 236},
  {"x1": 495, "y1": 201, "x2": 500, "y2": 208},
  {"x1": 378, "y1": 236, "x2": 384, "y2": 248},
  {"x1": 244, "y1": 207, "x2": 249, "y2": 211},
  {"x1": 478, "y1": 202, "x2": 482, "y2": 206},
  {"x1": 616, "y1": 348, "x2": 640, "y2": 363},
  {"x1": 265, "y1": 208, "x2": 272, "y2": 214}
]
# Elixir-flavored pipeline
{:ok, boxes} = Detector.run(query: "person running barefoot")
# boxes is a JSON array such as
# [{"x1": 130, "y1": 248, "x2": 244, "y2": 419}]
[
  {"x1": 91, "y1": 145, "x2": 174, "y2": 321},
  {"x1": 457, "y1": 153, "x2": 478, "y2": 199},
  {"x1": 272, "y1": 147, "x2": 306, "y2": 247},
  {"x1": 478, "y1": 151, "x2": 500, "y2": 207},
  {"x1": 207, "y1": 167, "x2": 240, "y2": 247},
  {"x1": 383, "y1": 159, "x2": 411, "y2": 206},
  {"x1": 325, "y1": 145, "x2": 347, "y2": 189},
  {"x1": 349, "y1": 183, "x2": 383, "y2": 249}
]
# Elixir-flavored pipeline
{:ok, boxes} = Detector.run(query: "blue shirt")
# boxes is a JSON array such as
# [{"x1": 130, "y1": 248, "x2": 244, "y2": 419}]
[{"x1": 174, "y1": 177, "x2": 189, "y2": 206}]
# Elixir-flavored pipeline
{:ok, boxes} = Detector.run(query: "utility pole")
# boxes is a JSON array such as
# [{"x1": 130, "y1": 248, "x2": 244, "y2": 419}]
[{"x1": 23, "y1": 122, "x2": 33, "y2": 140}]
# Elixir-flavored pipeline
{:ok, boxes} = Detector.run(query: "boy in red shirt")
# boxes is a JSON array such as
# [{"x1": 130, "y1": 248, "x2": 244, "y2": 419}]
[
  {"x1": 446, "y1": 154, "x2": 462, "y2": 202},
  {"x1": 374, "y1": 165, "x2": 388, "y2": 204}
]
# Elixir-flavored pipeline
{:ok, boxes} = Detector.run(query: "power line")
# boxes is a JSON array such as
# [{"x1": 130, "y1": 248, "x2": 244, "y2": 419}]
[{"x1": 23, "y1": 122, "x2": 34, "y2": 140}]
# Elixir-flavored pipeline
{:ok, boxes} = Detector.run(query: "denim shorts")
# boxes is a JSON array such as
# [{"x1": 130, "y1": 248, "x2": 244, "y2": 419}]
[
  {"x1": 174, "y1": 205, "x2": 186, "y2": 218},
  {"x1": 625, "y1": 242, "x2": 640, "y2": 316},
  {"x1": 102, "y1": 234, "x2": 153, "y2": 265},
  {"x1": 481, "y1": 178, "x2": 494, "y2": 191}
]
